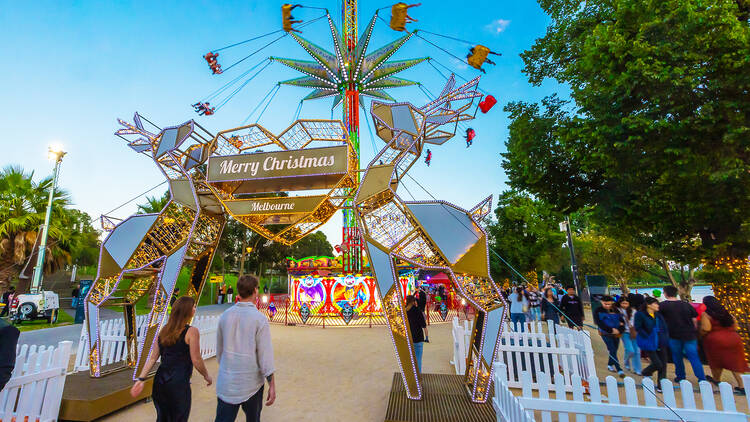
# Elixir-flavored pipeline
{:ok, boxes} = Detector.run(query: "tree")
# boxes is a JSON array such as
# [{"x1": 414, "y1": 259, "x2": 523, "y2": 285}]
[
  {"x1": 287, "y1": 231, "x2": 333, "y2": 258},
  {"x1": 0, "y1": 165, "x2": 100, "y2": 291},
  {"x1": 136, "y1": 191, "x2": 169, "y2": 214},
  {"x1": 504, "y1": 0, "x2": 750, "y2": 354},
  {"x1": 486, "y1": 190, "x2": 567, "y2": 282},
  {"x1": 575, "y1": 233, "x2": 646, "y2": 294}
]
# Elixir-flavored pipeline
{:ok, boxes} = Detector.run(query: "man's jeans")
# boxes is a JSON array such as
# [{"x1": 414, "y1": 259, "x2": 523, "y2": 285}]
[
  {"x1": 414, "y1": 341, "x2": 424, "y2": 371},
  {"x1": 215, "y1": 386, "x2": 264, "y2": 422},
  {"x1": 601, "y1": 335, "x2": 622, "y2": 371},
  {"x1": 529, "y1": 306, "x2": 541, "y2": 321},
  {"x1": 668, "y1": 338, "x2": 706, "y2": 381},
  {"x1": 510, "y1": 313, "x2": 526, "y2": 331}
]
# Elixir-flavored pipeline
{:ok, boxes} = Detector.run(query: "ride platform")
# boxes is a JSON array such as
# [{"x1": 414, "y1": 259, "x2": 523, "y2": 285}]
[
  {"x1": 59, "y1": 367, "x2": 152, "y2": 421},
  {"x1": 384, "y1": 373, "x2": 496, "y2": 422}
]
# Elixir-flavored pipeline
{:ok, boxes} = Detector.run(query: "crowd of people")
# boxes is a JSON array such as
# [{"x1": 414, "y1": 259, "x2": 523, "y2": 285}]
[
  {"x1": 503, "y1": 283, "x2": 749, "y2": 393},
  {"x1": 501, "y1": 283, "x2": 584, "y2": 330}
]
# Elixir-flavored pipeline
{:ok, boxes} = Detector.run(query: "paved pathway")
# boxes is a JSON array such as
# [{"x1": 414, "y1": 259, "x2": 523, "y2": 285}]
[{"x1": 18, "y1": 304, "x2": 232, "y2": 348}]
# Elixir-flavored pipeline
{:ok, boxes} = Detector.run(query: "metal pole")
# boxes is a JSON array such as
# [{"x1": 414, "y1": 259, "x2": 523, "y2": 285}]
[
  {"x1": 30, "y1": 153, "x2": 64, "y2": 294},
  {"x1": 564, "y1": 215, "x2": 581, "y2": 297}
]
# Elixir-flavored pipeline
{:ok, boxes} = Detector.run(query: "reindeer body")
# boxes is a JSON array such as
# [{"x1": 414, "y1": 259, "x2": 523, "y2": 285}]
[{"x1": 354, "y1": 76, "x2": 506, "y2": 402}]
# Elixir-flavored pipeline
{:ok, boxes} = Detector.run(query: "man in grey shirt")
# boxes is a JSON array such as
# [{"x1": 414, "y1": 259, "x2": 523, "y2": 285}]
[{"x1": 215, "y1": 275, "x2": 276, "y2": 422}]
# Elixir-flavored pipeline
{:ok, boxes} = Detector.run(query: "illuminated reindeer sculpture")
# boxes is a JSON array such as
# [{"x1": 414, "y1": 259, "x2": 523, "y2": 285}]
[
  {"x1": 85, "y1": 115, "x2": 226, "y2": 377},
  {"x1": 354, "y1": 75, "x2": 506, "y2": 402}
]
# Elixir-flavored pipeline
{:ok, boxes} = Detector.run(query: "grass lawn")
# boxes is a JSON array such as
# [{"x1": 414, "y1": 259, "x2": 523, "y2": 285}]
[
  {"x1": 8, "y1": 308, "x2": 75, "y2": 332},
  {"x1": 104, "y1": 270, "x2": 285, "y2": 315}
]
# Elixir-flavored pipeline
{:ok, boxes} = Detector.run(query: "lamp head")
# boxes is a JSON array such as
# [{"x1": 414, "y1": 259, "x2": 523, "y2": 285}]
[{"x1": 48, "y1": 144, "x2": 66, "y2": 162}]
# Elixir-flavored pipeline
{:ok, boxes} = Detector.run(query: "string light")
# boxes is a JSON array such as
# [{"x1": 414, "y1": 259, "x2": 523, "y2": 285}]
[{"x1": 704, "y1": 256, "x2": 750, "y2": 362}]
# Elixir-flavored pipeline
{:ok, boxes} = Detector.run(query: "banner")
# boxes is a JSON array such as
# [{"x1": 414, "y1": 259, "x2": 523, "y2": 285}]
[
  {"x1": 224, "y1": 195, "x2": 327, "y2": 216},
  {"x1": 207, "y1": 145, "x2": 348, "y2": 193}
]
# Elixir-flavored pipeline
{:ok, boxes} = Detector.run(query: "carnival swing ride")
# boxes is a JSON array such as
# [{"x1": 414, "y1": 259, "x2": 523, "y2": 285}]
[{"x1": 85, "y1": 1, "x2": 503, "y2": 403}]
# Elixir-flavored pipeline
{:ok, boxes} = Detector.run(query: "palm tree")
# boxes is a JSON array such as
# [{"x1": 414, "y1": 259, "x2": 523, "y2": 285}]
[
  {"x1": 0, "y1": 165, "x2": 74, "y2": 291},
  {"x1": 136, "y1": 191, "x2": 170, "y2": 214}
]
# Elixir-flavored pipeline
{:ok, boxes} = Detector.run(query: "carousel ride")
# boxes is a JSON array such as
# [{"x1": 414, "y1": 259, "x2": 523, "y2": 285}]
[{"x1": 85, "y1": 1, "x2": 504, "y2": 404}]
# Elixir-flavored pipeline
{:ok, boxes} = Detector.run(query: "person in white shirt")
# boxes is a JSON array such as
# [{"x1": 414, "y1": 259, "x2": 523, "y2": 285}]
[
  {"x1": 508, "y1": 286, "x2": 529, "y2": 332},
  {"x1": 215, "y1": 275, "x2": 276, "y2": 422}
]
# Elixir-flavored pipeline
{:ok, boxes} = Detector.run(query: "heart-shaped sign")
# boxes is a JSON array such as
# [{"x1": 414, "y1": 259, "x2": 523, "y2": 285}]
[
  {"x1": 439, "y1": 301, "x2": 448, "y2": 321},
  {"x1": 300, "y1": 303, "x2": 311, "y2": 324},
  {"x1": 341, "y1": 303, "x2": 354, "y2": 324}
]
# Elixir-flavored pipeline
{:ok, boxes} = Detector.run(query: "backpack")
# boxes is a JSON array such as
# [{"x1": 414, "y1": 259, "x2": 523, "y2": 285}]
[{"x1": 636, "y1": 315, "x2": 659, "y2": 351}]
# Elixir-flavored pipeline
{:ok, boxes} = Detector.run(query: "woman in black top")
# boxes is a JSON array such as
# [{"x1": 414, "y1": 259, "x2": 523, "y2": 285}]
[
  {"x1": 130, "y1": 296, "x2": 212, "y2": 422},
  {"x1": 405, "y1": 295, "x2": 428, "y2": 371},
  {"x1": 540, "y1": 288, "x2": 560, "y2": 325}
]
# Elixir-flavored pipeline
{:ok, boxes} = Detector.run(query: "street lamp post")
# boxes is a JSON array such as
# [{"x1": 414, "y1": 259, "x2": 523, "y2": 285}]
[
  {"x1": 30, "y1": 146, "x2": 66, "y2": 294},
  {"x1": 561, "y1": 215, "x2": 581, "y2": 297}
]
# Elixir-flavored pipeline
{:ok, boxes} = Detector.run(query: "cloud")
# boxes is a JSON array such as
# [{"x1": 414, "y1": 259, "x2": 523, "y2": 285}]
[
  {"x1": 485, "y1": 19, "x2": 511, "y2": 34},
  {"x1": 451, "y1": 58, "x2": 468, "y2": 70}
]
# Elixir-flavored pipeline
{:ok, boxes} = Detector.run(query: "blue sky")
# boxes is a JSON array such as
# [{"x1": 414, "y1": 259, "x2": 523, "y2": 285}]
[{"x1": 1, "y1": 1, "x2": 563, "y2": 248}]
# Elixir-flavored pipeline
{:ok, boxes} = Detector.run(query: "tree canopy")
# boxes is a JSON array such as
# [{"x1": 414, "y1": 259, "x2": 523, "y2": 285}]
[
  {"x1": 503, "y1": 0, "x2": 750, "y2": 263},
  {"x1": 487, "y1": 190, "x2": 567, "y2": 281},
  {"x1": 0, "y1": 165, "x2": 100, "y2": 291}
]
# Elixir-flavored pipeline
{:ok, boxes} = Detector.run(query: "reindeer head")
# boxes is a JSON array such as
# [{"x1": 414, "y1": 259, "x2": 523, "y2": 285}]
[
  {"x1": 115, "y1": 113, "x2": 215, "y2": 180},
  {"x1": 366, "y1": 75, "x2": 482, "y2": 179}
]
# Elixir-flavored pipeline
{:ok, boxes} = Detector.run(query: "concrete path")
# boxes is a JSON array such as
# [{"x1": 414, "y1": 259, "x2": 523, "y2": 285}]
[
  {"x1": 105, "y1": 323, "x2": 456, "y2": 422},
  {"x1": 18, "y1": 303, "x2": 233, "y2": 348}
]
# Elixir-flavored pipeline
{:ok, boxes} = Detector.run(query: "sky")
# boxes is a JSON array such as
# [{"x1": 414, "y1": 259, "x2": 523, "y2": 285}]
[{"x1": 0, "y1": 0, "x2": 564, "y2": 250}]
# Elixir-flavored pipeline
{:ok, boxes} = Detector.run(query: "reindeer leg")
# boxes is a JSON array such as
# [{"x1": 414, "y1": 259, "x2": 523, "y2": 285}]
[
  {"x1": 365, "y1": 241, "x2": 423, "y2": 399},
  {"x1": 85, "y1": 211, "x2": 163, "y2": 377},
  {"x1": 450, "y1": 272, "x2": 507, "y2": 402}
]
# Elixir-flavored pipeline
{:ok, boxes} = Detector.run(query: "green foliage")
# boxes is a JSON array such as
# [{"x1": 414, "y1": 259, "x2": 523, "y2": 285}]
[
  {"x1": 286, "y1": 231, "x2": 334, "y2": 259},
  {"x1": 0, "y1": 165, "x2": 100, "y2": 289},
  {"x1": 575, "y1": 232, "x2": 646, "y2": 291},
  {"x1": 210, "y1": 214, "x2": 333, "y2": 278},
  {"x1": 504, "y1": 0, "x2": 750, "y2": 262},
  {"x1": 487, "y1": 190, "x2": 567, "y2": 280},
  {"x1": 136, "y1": 191, "x2": 169, "y2": 214}
]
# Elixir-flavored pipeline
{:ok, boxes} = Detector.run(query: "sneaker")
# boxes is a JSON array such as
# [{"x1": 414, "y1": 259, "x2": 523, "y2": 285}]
[
  {"x1": 618, "y1": 370, "x2": 625, "y2": 378},
  {"x1": 607, "y1": 365, "x2": 616, "y2": 372},
  {"x1": 654, "y1": 386, "x2": 663, "y2": 393},
  {"x1": 674, "y1": 377, "x2": 685, "y2": 383},
  {"x1": 734, "y1": 386, "x2": 745, "y2": 395},
  {"x1": 706, "y1": 376, "x2": 719, "y2": 386}
]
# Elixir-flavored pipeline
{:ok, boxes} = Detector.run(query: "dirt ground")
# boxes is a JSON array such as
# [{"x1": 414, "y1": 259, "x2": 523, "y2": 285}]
[{"x1": 101, "y1": 310, "x2": 749, "y2": 421}]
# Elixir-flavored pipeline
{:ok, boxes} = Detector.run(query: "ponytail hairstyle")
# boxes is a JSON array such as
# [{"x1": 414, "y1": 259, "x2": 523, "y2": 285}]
[{"x1": 159, "y1": 296, "x2": 196, "y2": 346}]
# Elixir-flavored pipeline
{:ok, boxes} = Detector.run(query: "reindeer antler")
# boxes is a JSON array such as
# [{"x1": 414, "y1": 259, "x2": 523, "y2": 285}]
[{"x1": 115, "y1": 113, "x2": 158, "y2": 154}]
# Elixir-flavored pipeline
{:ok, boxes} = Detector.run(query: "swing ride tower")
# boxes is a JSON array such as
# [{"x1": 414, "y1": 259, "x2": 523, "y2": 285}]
[
  {"x1": 271, "y1": 3, "x2": 427, "y2": 274},
  {"x1": 341, "y1": 0, "x2": 361, "y2": 274}
]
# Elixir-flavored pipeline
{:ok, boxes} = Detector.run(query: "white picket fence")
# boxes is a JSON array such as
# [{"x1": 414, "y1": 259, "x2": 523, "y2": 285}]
[
  {"x1": 75, "y1": 314, "x2": 220, "y2": 371},
  {"x1": 450, "y1": 316, "x2": 472, "y2": 375},
  {"x1": 450, "y1": 318, "x2": 597, "y2": 391},
  {"x1": 493, "y1": 362, "x2": 750, "y2": 422},
  {"x1": 1, "y1": 341, "x2": 72, "y2": 422},
  {"x1": 74, "y1": 314, "x2": 149, "y2": 371},
  {"x1": 498, "y1": 320, "x2": 597, "y2": 392}
]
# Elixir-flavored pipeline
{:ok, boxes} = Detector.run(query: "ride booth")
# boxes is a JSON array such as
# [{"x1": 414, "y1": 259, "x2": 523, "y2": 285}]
[{"x1": 285, "y1": 256, "x2": 415, "y2": 326}]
